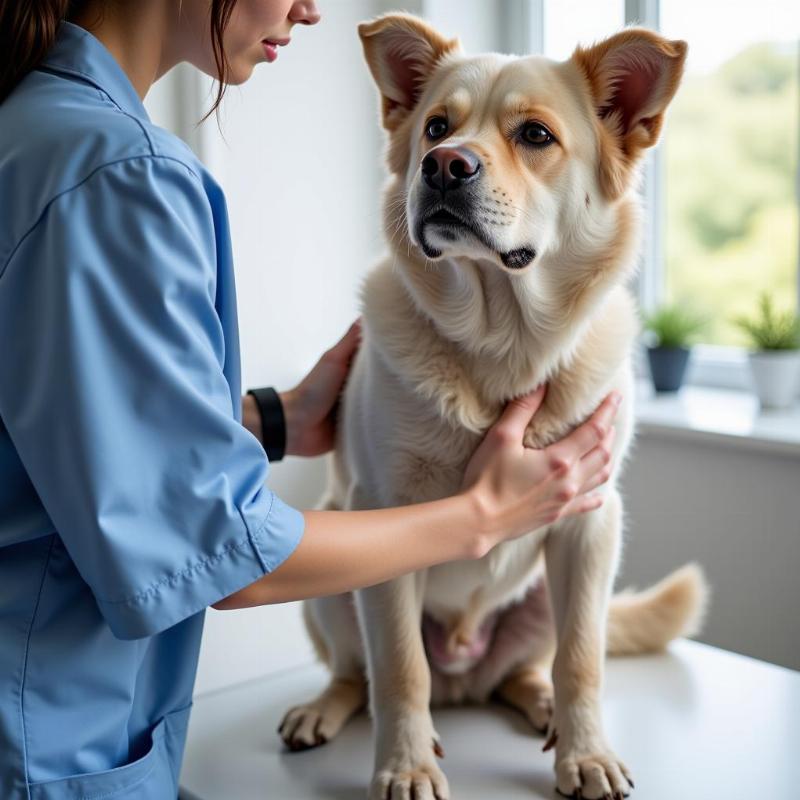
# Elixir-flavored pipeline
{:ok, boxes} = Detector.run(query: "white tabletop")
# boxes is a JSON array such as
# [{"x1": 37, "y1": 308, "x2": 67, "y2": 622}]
[{"x1": 179, "y1": 639, "x2": 799, "y2": 799}]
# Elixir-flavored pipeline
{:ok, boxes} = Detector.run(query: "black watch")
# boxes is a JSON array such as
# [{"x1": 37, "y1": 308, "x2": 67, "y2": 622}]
[{"x1": 247, "y1": 387, "x2": 286, "y2": 462}]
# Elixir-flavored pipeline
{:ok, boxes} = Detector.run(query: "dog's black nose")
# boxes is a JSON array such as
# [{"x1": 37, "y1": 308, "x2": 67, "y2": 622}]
[{"x1": 421, "y1": 147, "x2": 481, "y2": 192}]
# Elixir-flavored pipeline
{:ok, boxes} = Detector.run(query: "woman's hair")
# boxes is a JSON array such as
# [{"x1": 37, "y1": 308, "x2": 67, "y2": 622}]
[{"x1": 0, "y1": 0, "x2": 237, "y2": 119}]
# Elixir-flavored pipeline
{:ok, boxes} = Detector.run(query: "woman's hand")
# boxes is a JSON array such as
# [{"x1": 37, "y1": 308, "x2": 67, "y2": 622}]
[
  {"x1": 462, "y1": 385, "x2": 621, "y2": 553},
  {"x1": 279, "y1": 319, "x2": 362, "y2": 457}
]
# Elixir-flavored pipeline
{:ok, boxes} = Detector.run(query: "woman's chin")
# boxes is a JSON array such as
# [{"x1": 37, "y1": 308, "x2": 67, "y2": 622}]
[{"x1": 226, "y1": 63, "x2": 254, "y2": 85}]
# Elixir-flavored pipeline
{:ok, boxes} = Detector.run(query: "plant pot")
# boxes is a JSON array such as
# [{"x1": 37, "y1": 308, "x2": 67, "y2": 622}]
[
  {"x1": 646, "y1": 346, "x2": 691, "y2": 392},
  {"x1": 747, "y1": 350, "x2": 800, "y2": 409}
]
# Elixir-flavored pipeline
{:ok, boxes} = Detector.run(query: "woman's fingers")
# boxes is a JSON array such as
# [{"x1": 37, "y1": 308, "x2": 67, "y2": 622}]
[
  {"x1": 550, "y1": 426, "x2": 617, "y2": 523},
  {"x1": 546, "y1": 391, "x2": 621, "y2": 467},
  {"x1": 325, "y1": 318, "x2": 363, "y2": 366},
  {"x1": 574, "y1": 426, "x2": 616, "y2": 492},
  {"x1": 493, "y1": 385, "x2": 547, "y2": 441},
  {"x1": 559, "y1": 491, "x2": 605, "y2": 519}
]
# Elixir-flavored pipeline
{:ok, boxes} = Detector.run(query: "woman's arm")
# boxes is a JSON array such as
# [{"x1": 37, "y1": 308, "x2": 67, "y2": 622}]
[
  {"x1": 214, "y1": 388, "x2": 619, "y2": 609},
  {"x1": 213, "y1": 493, "x2": 484, "y2": 609}
]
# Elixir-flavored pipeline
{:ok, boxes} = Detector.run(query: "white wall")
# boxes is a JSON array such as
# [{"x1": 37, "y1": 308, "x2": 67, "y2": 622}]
[{"x1": 618, "y1": 434, "x2": 800, "y2": 671}]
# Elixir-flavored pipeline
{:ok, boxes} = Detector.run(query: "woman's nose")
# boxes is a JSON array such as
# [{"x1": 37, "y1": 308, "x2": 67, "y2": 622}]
[{"x1": 290, "y1": 1, "x2": 321, "y2": 26}]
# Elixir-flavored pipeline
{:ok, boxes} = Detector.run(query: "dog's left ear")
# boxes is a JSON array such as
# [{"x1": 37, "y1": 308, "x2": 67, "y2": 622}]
[
  {"x1": 358, "y1": 13, "x2": 461, "y2": 132},
  {"x1": 572, "y1": 28, "x2": 687, "y2": 199}
]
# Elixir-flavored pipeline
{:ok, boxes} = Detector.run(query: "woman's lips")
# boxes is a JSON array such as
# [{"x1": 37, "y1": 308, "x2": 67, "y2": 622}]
[
  {"x1": 262, "y1": 42, "x2": 278, "y2": 62},
  {"x1": 261, "y1": 37, "x2": 290, "y2": 63}
]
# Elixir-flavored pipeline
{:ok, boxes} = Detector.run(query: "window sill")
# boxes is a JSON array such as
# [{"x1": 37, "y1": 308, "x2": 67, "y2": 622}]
[{"x1": 634, "y1": 380, "x2": 800, "y2": 458}]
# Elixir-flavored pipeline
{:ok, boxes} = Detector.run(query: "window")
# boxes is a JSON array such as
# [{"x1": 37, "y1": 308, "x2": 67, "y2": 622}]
[
  {"x1": 543, "y1": 0, "x2": 624, "y2": 60},
  {"x1": 660, "y1": 0, "x2": 799, "y2": 349}
]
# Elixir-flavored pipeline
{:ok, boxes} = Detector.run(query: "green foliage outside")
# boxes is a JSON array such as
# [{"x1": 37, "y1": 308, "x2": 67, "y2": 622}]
[
  {"x1": 664, "y1": 41, "x2": 799, "y2": 346},
  {"x1": 642, "y1": 303, "x2": 707, "y2": 348},
  {"x1": 733, "y1": 292, "x2": 800, "y2": 350}
]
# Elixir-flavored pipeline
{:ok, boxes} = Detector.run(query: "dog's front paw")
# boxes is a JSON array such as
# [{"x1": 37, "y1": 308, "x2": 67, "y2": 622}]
[
  {"x1": 554, "y1": 745, "x2": 633, "y2": 800},
  {"x1": 369, "y1": 748, "x2": 450, "y2": 800}
]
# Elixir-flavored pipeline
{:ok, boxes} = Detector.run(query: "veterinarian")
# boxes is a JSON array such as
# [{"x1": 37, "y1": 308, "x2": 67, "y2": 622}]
[{"x1": 0, "y1": 2, "x2": 621, "y2": 797}]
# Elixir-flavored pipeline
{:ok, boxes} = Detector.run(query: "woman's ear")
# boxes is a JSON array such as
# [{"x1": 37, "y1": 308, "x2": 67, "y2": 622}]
[
  {"x1": 358, "y1": 13, "x2": 461, "y2": 131},
  {"x1": 571, "y1": 27, "x2": 688, "y2": 199}
]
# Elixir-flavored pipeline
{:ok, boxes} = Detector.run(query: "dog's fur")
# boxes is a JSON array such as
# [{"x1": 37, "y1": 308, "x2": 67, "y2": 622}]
[{"x1": 279, "y1": 15, "x2": 707, "y2": 799}]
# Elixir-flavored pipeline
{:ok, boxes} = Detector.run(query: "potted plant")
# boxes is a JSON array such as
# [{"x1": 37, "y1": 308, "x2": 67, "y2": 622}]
[
  {"x1": 734, "y1": 293, "x2": 800, "y2": 410},
  {"x1": 642, "y1": 304, "x2": 706, "y2": 392}
]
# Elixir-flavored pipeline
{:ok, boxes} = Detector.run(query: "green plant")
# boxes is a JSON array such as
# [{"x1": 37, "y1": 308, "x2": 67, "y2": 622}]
[
  {"x1": 733, "y1": 292, "x2": 800, "y2": 350},
  {"x1": 642, "y1": 304, "x2": 707, "y2": 348}
]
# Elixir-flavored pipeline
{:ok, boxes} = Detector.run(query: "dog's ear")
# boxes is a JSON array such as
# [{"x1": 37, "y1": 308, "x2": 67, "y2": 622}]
[
  {"x1": 572, "y1": 28, "x2": 687, "y2": 200},
  {"x1": 358, "y1": 13, "x2": 461, "y2": 131}
]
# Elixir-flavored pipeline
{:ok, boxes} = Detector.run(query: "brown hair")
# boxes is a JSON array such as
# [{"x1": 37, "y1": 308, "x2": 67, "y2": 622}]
[{"x1": 0, "y1": 0, "x2": 238, "y2": 120}]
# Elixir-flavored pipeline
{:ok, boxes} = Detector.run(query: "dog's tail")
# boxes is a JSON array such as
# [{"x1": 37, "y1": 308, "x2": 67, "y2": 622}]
[{"x1": 606, "y1": 562, "x2": 709, "y2": 656}]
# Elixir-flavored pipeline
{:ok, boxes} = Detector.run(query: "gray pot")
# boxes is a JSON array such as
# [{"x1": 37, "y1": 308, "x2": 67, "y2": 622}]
[
  {"x1": 747, "y1": 350, "x2": 800, "y2": 409},
  {"x1": 647, "y1": 346, "x2": 691, "y2": 392}
]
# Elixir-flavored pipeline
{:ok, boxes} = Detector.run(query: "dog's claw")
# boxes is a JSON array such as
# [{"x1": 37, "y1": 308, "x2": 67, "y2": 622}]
[
  {"x1": 542, "y1": 729, "x2": 558, "y2": 752},
  {"x1": 433, "y1": 738, "x2": 445, "y2": 759}
]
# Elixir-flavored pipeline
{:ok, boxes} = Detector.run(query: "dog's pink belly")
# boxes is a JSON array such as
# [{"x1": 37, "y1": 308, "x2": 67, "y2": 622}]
[
  {"x1": 421, "y1": 612, "x2": 500, "y2": 674},
  {"x1": 421, "y1": 576, "x2": 554, "y2": 693}
]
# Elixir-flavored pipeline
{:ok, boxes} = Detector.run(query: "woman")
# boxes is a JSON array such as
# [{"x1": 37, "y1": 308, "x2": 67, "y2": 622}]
[{"x1": 0, "y1": 2, "x2": 620, "y2": 797}]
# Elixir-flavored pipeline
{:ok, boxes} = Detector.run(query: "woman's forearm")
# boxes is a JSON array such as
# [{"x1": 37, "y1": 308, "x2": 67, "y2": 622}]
[{"x1": 212, "y1": 492, "x2": 488, "y2": 609}]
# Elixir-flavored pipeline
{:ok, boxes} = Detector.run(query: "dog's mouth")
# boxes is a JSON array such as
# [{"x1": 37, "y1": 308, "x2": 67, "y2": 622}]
[
  {"x1": 425, "y1": 208, "x2": 471, "y2": 229},
  {"x1": 418, "y1": 207, "x2": 536, "y2": 271}
]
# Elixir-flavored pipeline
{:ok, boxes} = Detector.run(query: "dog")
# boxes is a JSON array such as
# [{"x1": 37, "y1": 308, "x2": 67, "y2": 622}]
[{"x1": 279, "y1": 14, "x2": 707, "y2": 799}]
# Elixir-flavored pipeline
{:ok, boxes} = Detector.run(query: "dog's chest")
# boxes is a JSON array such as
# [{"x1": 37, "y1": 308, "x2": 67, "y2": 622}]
[{"x1": 424, "y1": 532, "x2": 547, "y2": 617}]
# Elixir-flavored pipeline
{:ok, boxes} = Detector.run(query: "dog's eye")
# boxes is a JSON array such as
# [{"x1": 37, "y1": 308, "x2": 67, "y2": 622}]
[
  {"x1": 425, "y1": 116, "x2": 449, "y2": 140},
  {"x1": 521, "y1": 123, "x2": 554, "y2": 147}
]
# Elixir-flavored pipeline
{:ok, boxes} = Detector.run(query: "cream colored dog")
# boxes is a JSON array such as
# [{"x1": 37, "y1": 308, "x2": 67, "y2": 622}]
[{"x1": 279, "y1": 15, "x2": 707, "y2": 800}]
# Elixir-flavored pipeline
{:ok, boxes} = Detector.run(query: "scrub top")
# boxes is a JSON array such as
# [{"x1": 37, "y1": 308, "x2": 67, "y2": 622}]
[{"x1": 0, "y1": 20, "x2": 305, "y2": 800}]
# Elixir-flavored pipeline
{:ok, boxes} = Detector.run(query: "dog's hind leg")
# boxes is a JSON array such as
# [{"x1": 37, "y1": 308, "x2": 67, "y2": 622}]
[
  {"x1": 495, "y1": 661, "x2": 555, "y2": 735},
  {"x1": 544, "y1": 489, "x2": 633, "y2": 799},
  {"x1": 485, "y1": 578, "x2": 557, "y2": 734},
  {"x1": 279, "y1": 593, "x2": 367, "y2": 751}
]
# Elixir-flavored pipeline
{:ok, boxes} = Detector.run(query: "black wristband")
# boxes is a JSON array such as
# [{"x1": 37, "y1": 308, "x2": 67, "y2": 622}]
[{"x1": 247, "y1": 387, "x2": 286, "y2": 462}]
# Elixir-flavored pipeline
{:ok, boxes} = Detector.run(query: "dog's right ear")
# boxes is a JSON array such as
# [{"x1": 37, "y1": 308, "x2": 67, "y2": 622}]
[{"x1": 358, "y1": 13, "x2": 461, "y2": 131}]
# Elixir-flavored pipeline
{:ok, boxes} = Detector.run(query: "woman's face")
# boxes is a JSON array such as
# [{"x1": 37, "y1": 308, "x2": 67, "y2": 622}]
[{"x1": 183, "y1": 0, "x2": 321, "y2": 84}]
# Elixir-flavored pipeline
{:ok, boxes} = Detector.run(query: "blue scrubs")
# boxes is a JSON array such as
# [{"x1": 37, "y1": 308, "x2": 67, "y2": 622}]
[{"x1": 0, "y1": 21, "x2": 305, "y2": 799}]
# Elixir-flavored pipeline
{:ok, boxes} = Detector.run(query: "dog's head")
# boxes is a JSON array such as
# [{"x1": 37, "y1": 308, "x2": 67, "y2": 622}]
[{"x1": 359, "y1": 14, "x2": 686, "y2": 279}]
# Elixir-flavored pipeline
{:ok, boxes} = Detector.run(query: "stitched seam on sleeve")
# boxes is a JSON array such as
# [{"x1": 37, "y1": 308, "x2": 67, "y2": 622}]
[
  {"x1": 0, "y1": 154, "x2": 204, "y2": 282},
  {"x1": 97, "y1": 498, "x2": 279, "y2": 609},
  {"x1": 98, "y1": 530, "x2": 257, "y2": 608}
]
